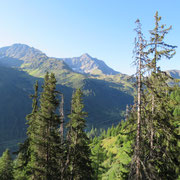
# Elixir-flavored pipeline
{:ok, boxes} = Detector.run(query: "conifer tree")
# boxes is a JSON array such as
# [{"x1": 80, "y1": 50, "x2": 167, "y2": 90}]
[
  {"x1": 27, "y1": 80, "x2": 39, "y2": 137},
  {"x1": 23, "y1": 81, "x2": 39, "y2": 179},
  {"x1": 66, "y1": 89, "x2": 93, "y2": 180},
  {"x1": 0, "y1": 149, "x2": 13, "y2": 180},
  {"x1": 90, "y1": 136, "x2": 105, "y2": 180},
  {"x1": 147, "y1": 11, "x2": 177, "y2": 151},
  {"x1": 28, "y1": 72, "x2": 61, "y2": 179},
  {"x1": 134, "y1": 19, "x2": 145, "y2": 180},
  {"x1": 144, "y1": 72, "x2": 180, "y2": 179},
  {"x1": 144, "y1": 11, "x2": 179, "y2": 179},
  {"x1": 13, "y1": 81, "x2": 39, "y2": 179},
  {"x1": 14, "y1": 152, "x2": 29, "y2": 180},
  {"x1": 129, "y1": 19, "x2": 147, "y2": 180}
]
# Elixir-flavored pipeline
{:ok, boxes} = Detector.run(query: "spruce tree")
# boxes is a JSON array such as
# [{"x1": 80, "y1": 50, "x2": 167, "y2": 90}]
[
  {"x1": 66, "y1": 89, "x2": 93, "y2": 180},
  {"x1": 12, "y1": 81, "x2": 39, "y2": 179},
  {"x1": 28, "y1": 72, "x2": 61, "y2": 179},
  {"x1": 144, "y1": 71, "x2": 180, "y2": 179},
  {"x1": 25, "y1": 81, "x2": 39, "y2": 178},
  {"x1": 147, "y1": 11, "x2": 177, "y2": 154},
  {"x1": 0, "y1": 149, "x2": 14, "y2": 180},
  {"x1": 90, "y1": 136, "x2": 106, "y2": 180},
  {"x1": 27, "y1": 80, "x2": 39, "y2": 138},
  {"x1": 14, "y1": 152, "x2": 29, "y2": 180}
]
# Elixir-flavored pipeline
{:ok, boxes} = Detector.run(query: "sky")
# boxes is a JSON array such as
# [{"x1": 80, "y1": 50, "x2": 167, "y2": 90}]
[{"x1": 0, "y1": 0, "x2": 179, "y2": 75}]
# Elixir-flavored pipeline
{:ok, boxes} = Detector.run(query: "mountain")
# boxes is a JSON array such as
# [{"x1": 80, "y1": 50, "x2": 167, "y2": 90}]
[
  {"x1": 166, "y1": 70, "x2": 180, "y2": 79},
  {"x1": 0, "y1": 44, "x2": 119, "y2": 76},
  {"x1": 0, "y1": 44, "x2": 86, "y2": 88},
  {"x1": 0, "y1": 44, "x2": 133, "y2": 89},
  {"x1": 0, "y1": 44, "x2": 134, "y2": 154},
  {"x1": 0, "y1": 43, "x2": 46, "y2": 61},
  {"x1": 62, "y1": 53, "x2": 119, "y2": 75},
  {"x1": 165, "y1": 70, "x2": 180, "y2": 86}
]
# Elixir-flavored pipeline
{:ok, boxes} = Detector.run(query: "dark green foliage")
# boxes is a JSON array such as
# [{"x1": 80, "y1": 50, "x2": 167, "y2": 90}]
[
  {"x1": 139, "y1": 73, "x2": 180, "y2": 180},
  {"x1": 27, "y1": 72, "x2": 61, "y2": 179},
  {"x1": 67, "y1": 89, "x2": 93, "y2": 180},
  {"x1": 13, "y1": 139, "x2": 30, "y2": 179},
  {"x1": 14, "y1": 152, "x2": 29, "y2": 180},
  {"x1": 0, "y1": 149, "x2": 14, "y2": 180}
]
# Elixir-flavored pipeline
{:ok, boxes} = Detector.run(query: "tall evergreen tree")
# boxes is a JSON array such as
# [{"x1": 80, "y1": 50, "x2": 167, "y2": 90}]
[
  {"x1": 66, "y1": 89, "x2": 93, "y2": 180},
  {"x1": 27, "y1": 80, "x2": 39, "y2": 137},
  {"x1": 144, "y1": 72, "x2": 180, "y2": 179},
  {"x1": 134, "y1": 19, "x2": 146, "y2": 180},
  {"x1": 13, "y1": 81, "x2": 39, "y2": 179},
  {"x1": 14, "y1": 152, "x2": 29, "y2": 180},
  {"x1": 0, "y1": 149, "x2": 14, "y2": 180},
  {"x1": 147, "y1": 11, "x2": 177, "y2": 153},
  {"x1": 28, "y1": 72, "x2": 61, "y2": 180}
]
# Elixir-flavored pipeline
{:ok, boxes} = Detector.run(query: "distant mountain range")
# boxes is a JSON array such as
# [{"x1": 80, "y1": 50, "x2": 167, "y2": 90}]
[{"x1": 0, "y1": 44, "x2": 119, "y2": 76}]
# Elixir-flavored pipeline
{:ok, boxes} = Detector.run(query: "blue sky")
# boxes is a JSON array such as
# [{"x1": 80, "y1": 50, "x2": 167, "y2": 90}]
[{"x1": 0, "y1": 0, "x2": 179, "y2": 75}]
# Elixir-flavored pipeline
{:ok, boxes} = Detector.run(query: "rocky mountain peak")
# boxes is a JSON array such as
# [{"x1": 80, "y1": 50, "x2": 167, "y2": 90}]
[
  {"x1": 0, "y1": 43, "x2": 46, "y2": 61},
  {"x1": 80, "y1": 53, "x2": 92, "y2": 59},
  {"x1": 64, "y1": 54, "x2": 119, "y2": 75}
]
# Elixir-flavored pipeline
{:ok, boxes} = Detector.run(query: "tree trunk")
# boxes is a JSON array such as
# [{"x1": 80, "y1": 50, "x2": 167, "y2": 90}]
[{"x1": 59, "y1": 93, "x2": 64, "y2": 142}]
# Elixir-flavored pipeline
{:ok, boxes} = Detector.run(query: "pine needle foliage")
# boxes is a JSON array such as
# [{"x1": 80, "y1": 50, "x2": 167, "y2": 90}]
[
  {"x1": 66, "y1": 89, "x2": 93, "y2": 180},
  {"x1": 0, "y1": 149, "x2": 14, "y2": 180},
  {"x1": 27, "y1": 72, "x2": 61, "y2": 179}
]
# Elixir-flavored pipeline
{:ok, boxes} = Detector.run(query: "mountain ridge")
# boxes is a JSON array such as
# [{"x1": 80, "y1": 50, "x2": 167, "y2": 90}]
[{"x1": 0, "y1": 44, "x2": 120, "y2": 76}]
